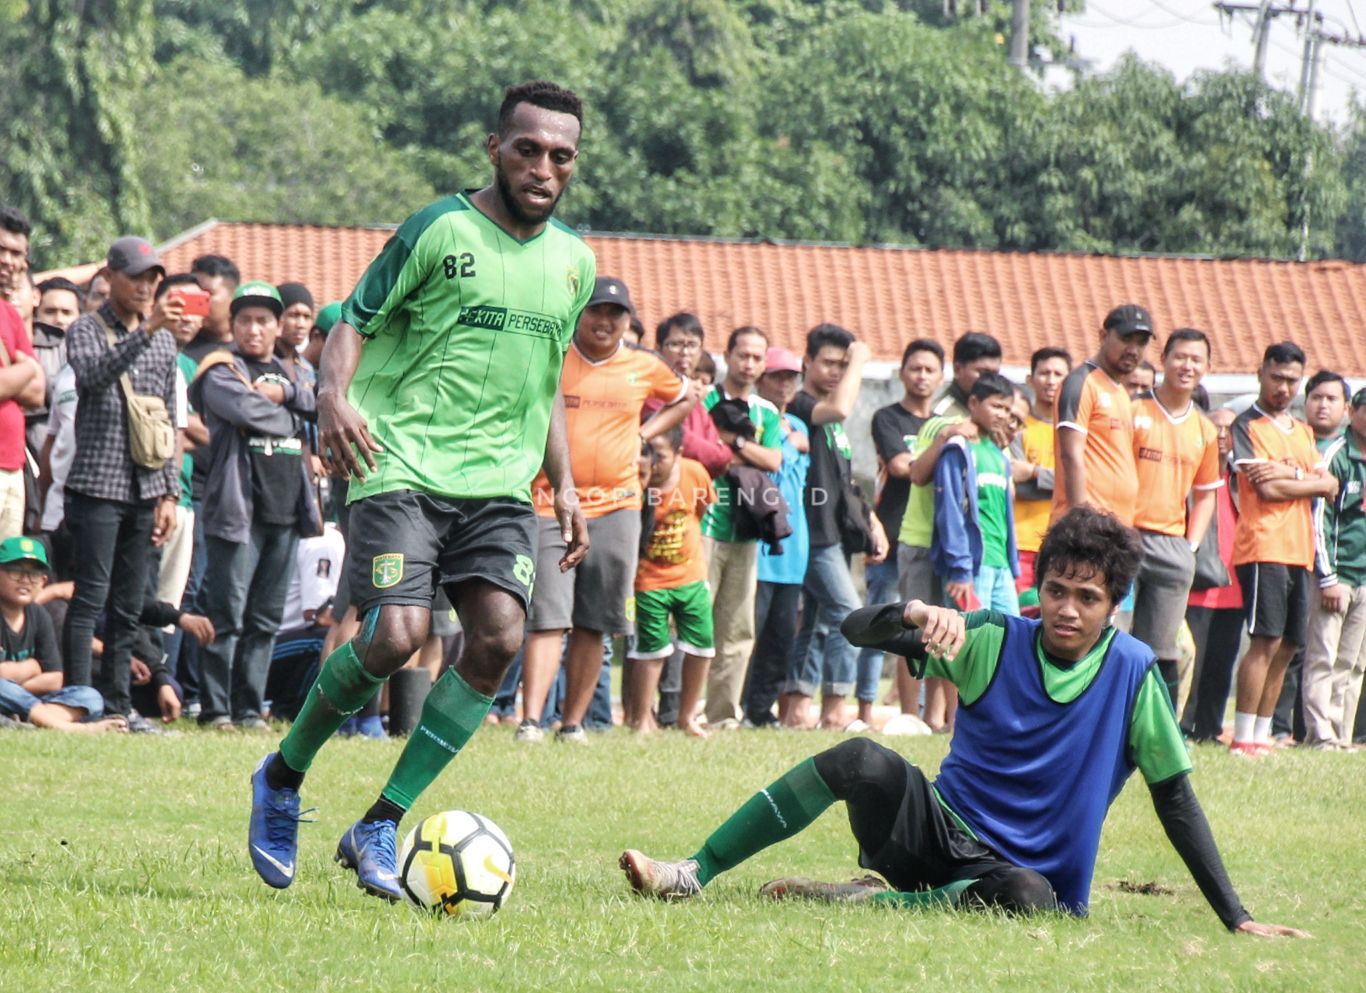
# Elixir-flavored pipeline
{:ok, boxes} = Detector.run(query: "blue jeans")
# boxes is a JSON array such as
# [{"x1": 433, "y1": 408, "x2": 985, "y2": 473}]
[
  {"x1": 855, "y1": 557, "x2": 900, "y2": 703},
  {"x1": 199, "y1": 522, "x2": 299, "y2": 723},
  {"x1": 790, "y1": 544, "x2": 861, "y2": 697},
  {"x1": 974, "y1": 564, "x2": 1020, "y2": 615},
  {"x1": 0, "y1": 680, "x2": 104, "y2": 721}
]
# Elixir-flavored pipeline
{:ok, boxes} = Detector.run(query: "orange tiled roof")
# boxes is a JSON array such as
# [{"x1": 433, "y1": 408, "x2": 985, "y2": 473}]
[{"x1": 42, "y1": 219, "x2": 1366, "y2": 376}]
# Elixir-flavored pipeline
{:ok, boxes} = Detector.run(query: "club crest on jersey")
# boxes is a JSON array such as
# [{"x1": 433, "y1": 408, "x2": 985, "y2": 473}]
[
  {"x1": 566, "y1": 266, "x2": 581, "y2": 297},
  {"x1": 372, "y1": 553, "x2": 404, "y2": 589}
]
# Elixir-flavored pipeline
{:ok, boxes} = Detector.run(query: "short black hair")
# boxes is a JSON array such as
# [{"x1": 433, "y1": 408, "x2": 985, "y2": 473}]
[
  {"x1": 654, "y1": 424, "x2": 684, "y2": 452},
  {"x1": 657, "y1": 312, "x2": 703, "y2": 347},
  {"x1": 1035, "y1": 506, "x2": 1142, "y2": 605},
  {"x1": 1304, "y1": 368, "x2": 1349, "y2": 402},
  {"x1": 1163, "y1": 327, "x2": 1210, "y2": 359},
  {"x1": 36, "y1": 277, "x2": 81, "y2": 298},
  {"x1": 155, "y1": 272, "x2": 201, "y2": 300},
  {"x1": 968, "y1": 371, "x2": 1014, "y2": 403},
  {"x1": 0, "y1": 206, "x2": 32, "y2": 238},
  {"x1": 1030, "y1": 346, "x2": 1072, "y2": 373},
  {"x1": 1263, "y1": 341, "x2": 1306, "y2": 368},
  {"x1": 727, "y1": 325, "x2": 768, "y2": 354},
  {"x1": 1136, "y1": 359, "x2": 1155, "y2": 374},
  {"x1": 952, "y1": 332, "x2": 1002, "y2": 366},
  {"x1": 901, "y1": 338, "x2": 944, "y2": 368},
  {"x1": 805, "y1": 322, "x2": 854, "y2": 359},
  {"x1": 628, "y1": 315, "x2": 644, "y2": 340},
  {"x1": 498, "y1": 81, "x2": 583, "y2": 135},
  {"x1": 191, "y1": 254, "x2": 240, "y2": 286}
]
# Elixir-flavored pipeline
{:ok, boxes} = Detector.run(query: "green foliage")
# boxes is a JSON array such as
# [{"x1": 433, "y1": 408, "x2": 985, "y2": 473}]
[{"x1": 3, "y1": 0, "x2": 1363, "y2": 265}]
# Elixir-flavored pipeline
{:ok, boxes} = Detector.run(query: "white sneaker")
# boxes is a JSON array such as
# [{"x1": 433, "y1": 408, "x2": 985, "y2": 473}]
[
  {"x1": 514, "y1": 720, "x2": 545, "y2": 743},
  {"x1": 555, "y1": 724, "x2": 588, "y2": 744}
]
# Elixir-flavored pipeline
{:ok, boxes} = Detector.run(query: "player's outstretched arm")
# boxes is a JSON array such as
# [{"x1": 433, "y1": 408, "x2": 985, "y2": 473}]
[
  {"x1": 317, "y1": 321, "x2": 382, "y2": 480},
  {"x1": 840, "y1": 599, "x2": 964, "y2": 661},
  {"x1": 543, "y1": 386, "x2": 588, "y2": 571},
  {"x1": 1148, "y1": 775, "x2": 1310, "y2": 939}
]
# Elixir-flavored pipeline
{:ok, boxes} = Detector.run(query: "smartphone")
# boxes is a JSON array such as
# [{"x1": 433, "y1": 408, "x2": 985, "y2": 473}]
[{"x1": 170, "y1": 286, "x2": 211, "y2": 317}]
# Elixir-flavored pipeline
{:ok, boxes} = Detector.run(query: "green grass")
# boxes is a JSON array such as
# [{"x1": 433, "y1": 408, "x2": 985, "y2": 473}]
[{"x1": 1, "y1": 726, "x2": 1359, "y2": 992}]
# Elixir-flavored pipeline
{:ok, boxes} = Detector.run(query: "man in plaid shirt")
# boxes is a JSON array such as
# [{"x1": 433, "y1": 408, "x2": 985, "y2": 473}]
[{"x1": 63, "y1": 236, "x2": 183, "y2": 721}]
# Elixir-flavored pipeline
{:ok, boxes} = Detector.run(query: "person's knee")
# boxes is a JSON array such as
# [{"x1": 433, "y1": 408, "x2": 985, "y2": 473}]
[
  {"x1": 812, "y1": 737, "x2": 903, "y2": 798},
  {"x1": 357, "y1": 605, "x2": 429, "y2": 675},
  {"x1": 963, "y1": 867, "x2": 1058, "y2": 915}
]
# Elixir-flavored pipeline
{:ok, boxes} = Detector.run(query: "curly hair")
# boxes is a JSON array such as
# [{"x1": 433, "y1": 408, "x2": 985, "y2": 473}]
[
  {"x1": 1034, "y1": 507, "x2": 1141, "y2": 605},
  {"x1": 498, "y1": 81, "x2": 583, "y2": 135}
]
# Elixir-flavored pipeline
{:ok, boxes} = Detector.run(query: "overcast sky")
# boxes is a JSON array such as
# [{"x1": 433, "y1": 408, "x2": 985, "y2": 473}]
[{"x1": 1053, "y1": 0, "x2": 1366, "y2": 124}]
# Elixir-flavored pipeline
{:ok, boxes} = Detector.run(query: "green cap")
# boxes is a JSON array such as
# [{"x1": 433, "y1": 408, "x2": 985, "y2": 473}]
[
  {"x1": 0, "y1": 536, "x2": 49, "y2": 571},
  {"x1": 230, "y1": 280, "x2": 284, "y2": 318},
  {"x1": 314, "y1": 301, "x2": 343, "y2": 335}
]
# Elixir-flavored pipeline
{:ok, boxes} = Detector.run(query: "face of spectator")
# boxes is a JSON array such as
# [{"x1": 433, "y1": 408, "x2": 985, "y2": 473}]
[
  {"x1": 169, "y1": 309, "x2": 204, "y2": 347},
  {"x1": 37, "y1": 288, "x2": 81, "y2": 330},
  {"x1": 659, "y1": 328, "x2": 703, "y2": 377},
  {"x1": 232, "y1": 306, "x2": 281, "y2": 360},
  {"x1": 1009, "y1": 393, "x2": 1030, "y2": 439},
  {"x1": 195, "y1": 273, "x2": 236, "y2": 335},
  {"x1": 1122, "y1": 365, "x2": 1154, "y2": 397},
  {"x1": 304, "y1": 327, "x2": 327, "y2": 367},
  {"x1": 84, "y1": 274, "x2": 110, "y2": 312},
  {"x1": 901, "y1": 349, "x2": 941, "y2": 401},
  {"x1": 968, "y1": 390, "x2": 1012, "y2": 436},
  {"x1": 692, "y1": 369, "x2": 713, "y2": 388},
  {"x1": 1258, "y1": 359, "x2": 1303, "y2": 414},
  {"x1": 1027, "y1": 356, "x2": 1069, "y2": 411},
  {"x1": 1210, "y1": 407, "x2": 1235, "y2": 459},
  {"x1": 107, "y1": 268, "x2": 160, "y2": 322},
  {"x1": 756, "y1": 369, "x2": 800, "y2": 410},
  {"x1": 0, "y1": 227, "x2": 26, "y2": 294},
  {"x1": 645, "y1": 432, "x2": 679, "y2": 487},
  {"x1": 804, "y1": 344, "x2": 850, "y2": 398},
  {"x1": 725, "y1": 332, "x2": 767, "y2": 390},
  {"x1": 1305, "y1": 381, "x2": 1347, "y2": 438},
  {"x1": 1037, "y1": 564, "x2": 1114, "y2": 662},
  {"x1": 489, "y1": 101, "x2": 580, "y2": 228},
  {"x1": 3, "y1": 278, "x2": 36, "y2": 325},
  {"x1": 1161, "y1": 339, "x2": 1208, "y2": 396},
  {"x1": 1100, "y1": 329, "x2": 1149, "y2": 379},
  {"x1": 574, "y1": 302, "x2": 629, "y2": 360},
  {"x1": 280, "y1": 301, "x2": 314, "y2": 352},
  {"x1": 0, "y1": 562, "x2": 45, "y2": 608},
  {"x1": 952, "y1": 355, "x2": 1000, "y2": 394}
]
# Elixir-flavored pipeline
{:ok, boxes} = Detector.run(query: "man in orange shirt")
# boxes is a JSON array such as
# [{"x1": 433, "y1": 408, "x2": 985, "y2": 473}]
[
  {"x1": 1129, "y1": 329, "x2": 1222, "y2": 705},
  {"x1": 1228, "y1": 342, "x2": 1338, "y2": 756},
  {"x1": 520, "y1": 277, "x2": 693, "y2": 742},
  {"x1": 625, "y1": 425, "x2": 716, "y2": 736},
  {"x1": 1052, "y1": 305, "x2": 1150, "y2": 526}
]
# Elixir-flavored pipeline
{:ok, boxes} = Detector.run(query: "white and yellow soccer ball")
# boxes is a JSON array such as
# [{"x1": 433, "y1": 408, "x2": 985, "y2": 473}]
[{"x1": 398, "y1": 810, "x2": 515, "y2": 918}]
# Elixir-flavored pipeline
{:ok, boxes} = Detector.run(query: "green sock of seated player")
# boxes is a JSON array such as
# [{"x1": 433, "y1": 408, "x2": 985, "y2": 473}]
[
  {"x1": 278, "y1": 641, "x2": 384, "y2": 773},
  {"x1": 870, "y1": 879, "x2": 975, "y2": 910},
  {"x1": 378, "y1": 668, "x2": 493, "y2": 812},
  {"x1": 691, "y1": 758, "x2": 836, "y2": 886}
]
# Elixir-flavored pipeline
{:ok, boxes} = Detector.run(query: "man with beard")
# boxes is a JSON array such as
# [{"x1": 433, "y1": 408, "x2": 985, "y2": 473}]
[
  {"x1": 247, "y1": 81, "x2": 594, "y2": 900},
  {"x1": 1052, "y1": 305, "x2": 1152, "y2": 527}
]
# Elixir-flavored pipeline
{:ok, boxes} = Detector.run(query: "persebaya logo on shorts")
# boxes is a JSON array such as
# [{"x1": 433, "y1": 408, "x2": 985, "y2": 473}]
[
  {"x1": 372, "y1": 553, "x2": 404, "y2": 589},
  {"x1": 513, "y1": 554, "x2": 535, "y2": 593}
]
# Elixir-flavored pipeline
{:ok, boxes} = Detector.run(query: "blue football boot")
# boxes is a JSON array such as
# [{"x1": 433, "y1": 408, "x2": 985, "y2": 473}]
[
  {"x1": 248, "y1": 753, "x2": 313, "y2": 888},
  {"x1": 336, "y1": 818, "x2": 402, "y2": 901}
]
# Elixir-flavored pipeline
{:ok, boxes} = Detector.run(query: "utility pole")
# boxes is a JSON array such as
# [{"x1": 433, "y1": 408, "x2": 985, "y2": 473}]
[
  {"x1": 1253, "y1": 0, "x2": 1275, "y2": 76},
  {"x1": 1010, "y1": 0, "x2": 1030, "y2": 68},
  {"x1": 1213, "y1": 1, "x2": 1301, "y2": 80},
  {"x1": 1297, "y1": 0, "x2": 1320, "y2": 113}
]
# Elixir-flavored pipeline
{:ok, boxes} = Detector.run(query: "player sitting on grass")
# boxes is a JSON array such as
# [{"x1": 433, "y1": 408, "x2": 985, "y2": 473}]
[
  {"x1": 0, "y1": 537, "x2": 126, "y2": 733},
  {"x1": 620, "y1": 507, "x2": 1307, "y2": 938}
]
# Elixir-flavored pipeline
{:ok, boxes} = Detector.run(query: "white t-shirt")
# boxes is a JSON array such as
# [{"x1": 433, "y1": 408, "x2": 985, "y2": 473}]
[
  {"x1": 41, "y1": 364, "x2": 78, "y2": 532},
  {"x1": 280, "y1": 523, "x2": 345, "y2": 633}
]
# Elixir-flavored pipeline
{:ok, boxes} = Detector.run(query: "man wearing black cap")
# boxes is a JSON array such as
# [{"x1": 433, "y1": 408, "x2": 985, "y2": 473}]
[
  {"x1": 519, "y1": 275, "x2": 693, "y2": 742},
  {"x1": 275, "y1": 282, "x2": 317, "y2": 388},
  {"x1": 62, "y1": 235, "x2": 183, "y2": 719},
  {"x1": 191, "y1": 280, "x2": 319, "y2": 731},
  {"x1": 1051, "y1": 304, "x2": 1152, "y2": 528}
]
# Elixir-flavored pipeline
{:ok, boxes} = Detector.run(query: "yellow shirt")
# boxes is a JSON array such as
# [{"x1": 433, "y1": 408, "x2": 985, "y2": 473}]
[{"x1": 1014, "y1": 414, "x2": 1055, "y2": 553}]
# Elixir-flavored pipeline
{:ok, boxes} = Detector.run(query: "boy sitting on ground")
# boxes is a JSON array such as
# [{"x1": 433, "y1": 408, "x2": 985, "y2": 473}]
[{"x1": 0, "y1": 537, "x2": 125, "y2": 732}]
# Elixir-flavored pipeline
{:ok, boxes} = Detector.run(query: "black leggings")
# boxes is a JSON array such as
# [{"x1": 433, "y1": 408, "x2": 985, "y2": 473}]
[{"x1": 812, "y1": 738, "x2": 1058, "y2": 914}]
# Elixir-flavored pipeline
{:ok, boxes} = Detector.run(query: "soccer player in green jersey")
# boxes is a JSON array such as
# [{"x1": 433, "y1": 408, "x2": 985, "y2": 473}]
[{"x1": 248, "y1": 81, "x2": 594, "y2": 900}]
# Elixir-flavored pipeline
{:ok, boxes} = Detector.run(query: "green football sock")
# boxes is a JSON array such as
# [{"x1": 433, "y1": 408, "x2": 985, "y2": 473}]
[
  {"x1": 690, "y1": 757, "x2": 836, "y2": 887},
  {"x1": 379, "y1": 668, "x2": 493, "y2": 811},
  {"x1": 278, "y1": 641, "x2": 384, "y2": 774},
  {"x1": 870, "y1": 879, "x2": 975, "y2": 910}
]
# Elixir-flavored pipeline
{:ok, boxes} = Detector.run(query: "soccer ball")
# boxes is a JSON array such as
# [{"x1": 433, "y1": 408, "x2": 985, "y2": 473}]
[{"x1": 397, "y1": 810, "x2": 516, "y2": 918}]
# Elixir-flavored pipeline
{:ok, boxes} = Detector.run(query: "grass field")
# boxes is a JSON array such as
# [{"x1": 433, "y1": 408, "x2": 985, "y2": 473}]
[{"x1": 1, "y1": 724, "x2": 1360, "y2": 993}]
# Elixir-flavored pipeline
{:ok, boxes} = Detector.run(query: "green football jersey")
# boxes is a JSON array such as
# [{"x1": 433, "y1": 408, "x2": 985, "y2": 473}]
[
  {"x1": 340, "y1": 192, "x2": 596, "y2": 503},
  {"x1": 699, "y1": 385, "x2": 783, "y2": 542}
]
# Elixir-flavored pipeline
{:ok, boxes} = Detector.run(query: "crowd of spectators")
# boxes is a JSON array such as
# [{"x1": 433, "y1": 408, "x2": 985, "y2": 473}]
[{"x1": 0, "y1": 202, "x2": 1361, "y2": 754}]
